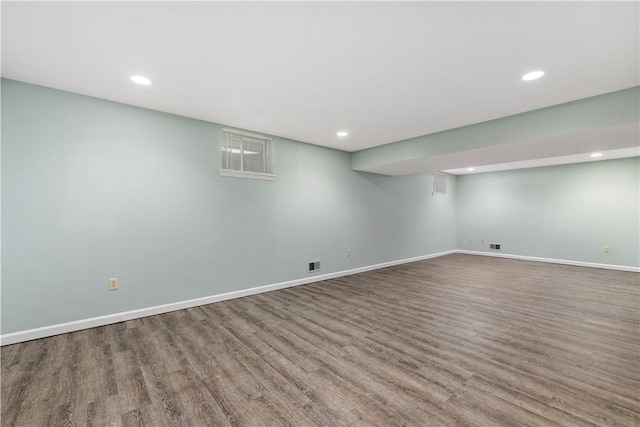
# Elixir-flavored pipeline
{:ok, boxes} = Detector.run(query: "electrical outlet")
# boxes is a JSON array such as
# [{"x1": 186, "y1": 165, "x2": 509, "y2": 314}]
[
  {"x1": 481, "y1": 239, "x2": 485, "y2": 244},
  {"x1": 346, "y1": 249, "x2": 351, "y2": 257},
  {"x1": 109, "y1": 278, "x2": 119, "y2": 291},
  {"x1": 469, "y1": 237, "x2": 473, "y2": 243},
  {"x1": 603, "y1": 246, "x2": 610, "y2": 253}
]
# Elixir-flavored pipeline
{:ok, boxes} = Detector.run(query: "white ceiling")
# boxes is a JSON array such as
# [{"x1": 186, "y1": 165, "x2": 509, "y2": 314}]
[{"x1": 2, "y1": 1, "x2": 639, "y2": 172}]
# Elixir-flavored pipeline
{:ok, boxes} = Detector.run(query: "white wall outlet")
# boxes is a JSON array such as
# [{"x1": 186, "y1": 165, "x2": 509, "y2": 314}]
[
  {"x1": 603, "y1": 246, "x2": 610, "y2": 254},
  {"x1": 109, "y1": 278, "x2": 119, "y2": 291},
  {"x1": 346, "y1": 249, "x2": 351, "y2": 257},
  {"x1": 469, "y1": 237, "x2": 473, "y2": 243},
  {"x1": 481, "y1": 239, "x2": 485, "y2": 244}
]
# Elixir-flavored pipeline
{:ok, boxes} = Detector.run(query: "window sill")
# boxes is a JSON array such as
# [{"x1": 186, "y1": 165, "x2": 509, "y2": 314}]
[{"x1": 219, "y1": 169, "x2": 276, "y2": 181}]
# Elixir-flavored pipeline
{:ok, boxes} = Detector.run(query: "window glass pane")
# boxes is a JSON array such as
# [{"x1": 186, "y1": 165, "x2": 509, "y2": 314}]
[
  {"x1": 222, "y1": 133, "x2": 243, "y2": 171},
  {"x1": 221, "y1": 129, "x2": 273, "y2": 178},
  {"x1": 242, "y1": 137, "x2": 265, "y2": 173}
]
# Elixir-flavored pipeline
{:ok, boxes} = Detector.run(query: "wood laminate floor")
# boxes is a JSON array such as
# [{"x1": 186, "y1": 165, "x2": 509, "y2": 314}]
[{"x1": 2, "y1": 254, "x2": 639, "y2": 426}]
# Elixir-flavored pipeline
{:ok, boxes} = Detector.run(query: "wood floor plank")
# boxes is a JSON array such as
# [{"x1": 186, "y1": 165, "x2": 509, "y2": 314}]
[
  {"x1": 2, "y1": 254, "x2": 638, "y2": 426},
  {"x1": 140, "y1": 362, "x2": 191, "y2": 426},
  {"x1": 166, "y1": 367, "x2": 231, "y2": 427},
  {"x1": 201, "y1": 369, "x2": 261, "y2": 426},
  {"x1": 112, "y1": 350, "x2": 152, "y2": 415}
]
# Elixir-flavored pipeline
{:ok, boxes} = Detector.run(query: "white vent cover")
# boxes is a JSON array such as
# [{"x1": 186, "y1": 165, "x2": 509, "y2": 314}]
[
  {"x1": 308, "y1": 261, "x2": 321, "y2": 272},
  {"x1": 432, "y1": 173, "x2": 447, "y2": 196}
]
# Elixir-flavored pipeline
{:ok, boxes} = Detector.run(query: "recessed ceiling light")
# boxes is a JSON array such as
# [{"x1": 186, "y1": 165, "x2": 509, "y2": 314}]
[
  {"x1": 590, "y1": 152, "x2": 603, "y2": 158},
  {"x1": 467, "y1": 167, "x2": 475, "y2": 171},
  {"x1": 522, "y1": 70, "x2": 545, "y2": 81},
  {"x1": 131, "y1": 75, "x2": 151, "y2": 86},
  {"x1": 337, "y1": 131, "x2": 348, "y2": 137}
]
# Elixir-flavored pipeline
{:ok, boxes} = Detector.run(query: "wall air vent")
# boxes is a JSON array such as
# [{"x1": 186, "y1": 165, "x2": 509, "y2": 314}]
[
  {"x1": 432, "y1": 173, "x2": 447, "y2": 196},
  {"x1": 490, "y1": 244, "x2": 501, "y2": 250},
  {"x1": 308, "y1": 261, "x2": 321, "y2": 272}
]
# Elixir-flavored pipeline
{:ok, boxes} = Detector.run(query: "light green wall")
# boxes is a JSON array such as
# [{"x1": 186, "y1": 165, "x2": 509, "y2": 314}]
[
  {"x1": 3, "y1": 78, "x2": 638, "y2": 336},
  {"x1": 456, "y1": 158, "x2": 640, "y2": 267},
  {"x1": 1, "y1": 79, "x2": 457, "y2": 334}
]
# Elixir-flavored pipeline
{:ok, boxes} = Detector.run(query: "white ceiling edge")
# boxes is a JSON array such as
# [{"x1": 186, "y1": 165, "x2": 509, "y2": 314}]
[{"x1": 443, "y1": 147, "x2": 640, "y2": 176}]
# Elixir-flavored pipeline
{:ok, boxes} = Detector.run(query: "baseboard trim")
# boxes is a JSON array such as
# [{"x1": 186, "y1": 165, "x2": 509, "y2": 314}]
[
  {"x1": 0, "y1": 250, "x2": 456, "y2": 346},
  {"x1": 4, "y1": 248, "x2": 636, "y2": 345},
  {"x1": 457, "y1": 250, "x2": 640, "y2": 273}
]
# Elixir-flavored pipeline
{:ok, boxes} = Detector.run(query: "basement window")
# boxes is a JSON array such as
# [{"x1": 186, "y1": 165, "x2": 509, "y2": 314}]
[
  {"x1": 220, "y1": 128, "x2": 275, "y2": 181},
  {"x1": 432, "y1": 172, "x2": 447, "y2": 196}
]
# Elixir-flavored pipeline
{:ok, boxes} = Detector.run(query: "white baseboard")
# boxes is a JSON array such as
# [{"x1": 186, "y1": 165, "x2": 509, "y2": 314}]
[
  {"x1": 3, "y1": 249, "x2": 636, "y2": 346},
  {"x1": 457, "y1": 250, "x2": 640, "y2": 273},
  {"x1": 0, "y1": 250, "x2": 456, "y2": 346}
]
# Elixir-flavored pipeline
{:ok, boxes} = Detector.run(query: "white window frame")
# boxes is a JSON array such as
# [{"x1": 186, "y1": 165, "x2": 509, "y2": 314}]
[{"x1": 220, "y1": 128, "x2": 275, "y2": 181}]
